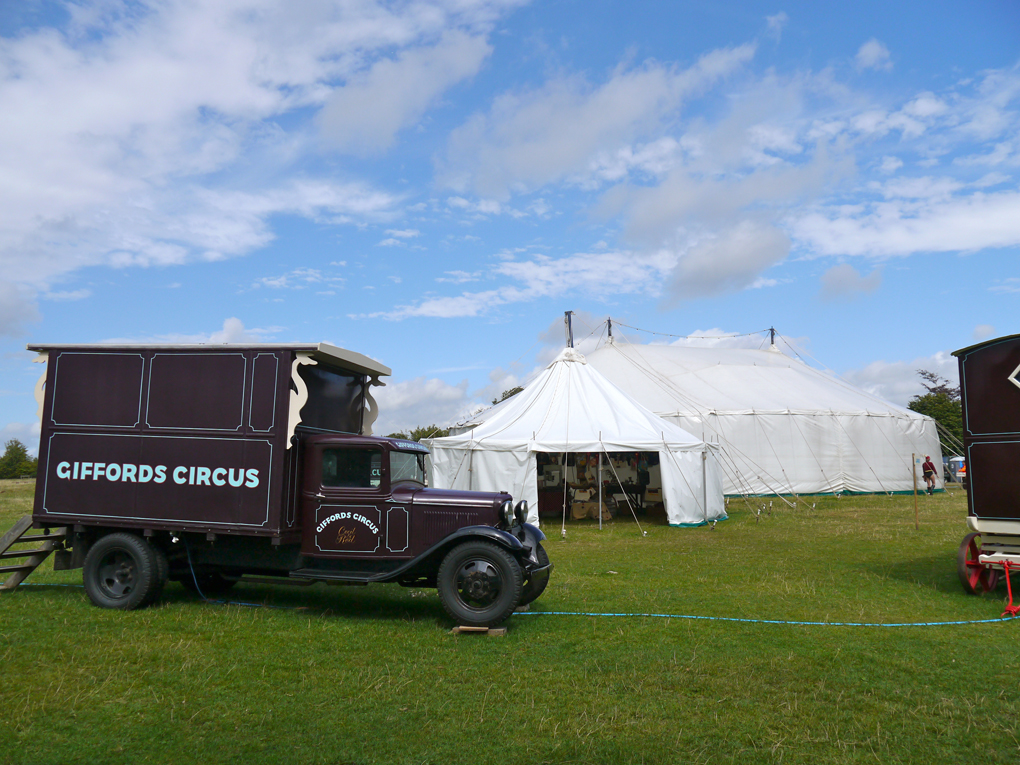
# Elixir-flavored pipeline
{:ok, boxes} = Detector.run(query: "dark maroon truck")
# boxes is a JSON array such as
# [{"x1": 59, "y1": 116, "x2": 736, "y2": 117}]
[{"x1": 23, "y1": 343, "x2": 550, "y2": 627}]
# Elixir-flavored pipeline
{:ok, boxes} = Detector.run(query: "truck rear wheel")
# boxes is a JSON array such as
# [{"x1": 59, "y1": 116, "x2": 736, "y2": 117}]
[
  {"x1": 83, "y1": 533, "x2": 159, "y2": 610},
  {"x1": 140, "y1": 544, "x2": 169, "y2": 607},
  {"x1": 437, "y1": 540, "x2": 523, "y2": 628}
]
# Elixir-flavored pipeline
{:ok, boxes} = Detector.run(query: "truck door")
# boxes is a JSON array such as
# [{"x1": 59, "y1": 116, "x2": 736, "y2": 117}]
[{"x1": 300, "y1": 443, "x2": 409, "y2": 560}]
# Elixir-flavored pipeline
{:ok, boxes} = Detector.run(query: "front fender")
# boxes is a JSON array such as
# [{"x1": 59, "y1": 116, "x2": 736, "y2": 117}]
[
  {"x1": 519, "y1": 522, "x2": 545, "y2": 545},
  {"x1": 439, "y1": 525, "x2": 526, "y2": 553}
]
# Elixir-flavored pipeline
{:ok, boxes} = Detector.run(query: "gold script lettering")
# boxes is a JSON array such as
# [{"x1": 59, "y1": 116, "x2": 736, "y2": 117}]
[{"x1": 335, "y1": 526, "x2": 356, "y2": 545}]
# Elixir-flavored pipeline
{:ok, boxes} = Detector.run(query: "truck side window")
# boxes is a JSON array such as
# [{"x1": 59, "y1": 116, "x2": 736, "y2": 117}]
[{"x1": 322, "y1": 448, "x2": 382, "y2": 489}]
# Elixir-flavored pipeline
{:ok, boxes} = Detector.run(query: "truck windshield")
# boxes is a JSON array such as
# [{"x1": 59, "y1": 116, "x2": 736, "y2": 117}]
[{"x1": 391, "y1": 451, "x2": 427, "y2": 485}]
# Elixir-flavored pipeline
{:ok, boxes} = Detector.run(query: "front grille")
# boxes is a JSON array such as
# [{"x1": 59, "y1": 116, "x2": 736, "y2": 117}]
[{"x1": 422, "y1": 510, "x2": 479, "y2": 545}]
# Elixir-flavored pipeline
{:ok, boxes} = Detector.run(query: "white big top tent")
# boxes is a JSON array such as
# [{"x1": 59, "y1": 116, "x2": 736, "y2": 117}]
[
  {"x1": 583, "y1": 338, "x2": 944, "y2": 497},
  {"x1": 425, "y1": 348, "x2": 726, "y2": 527}
]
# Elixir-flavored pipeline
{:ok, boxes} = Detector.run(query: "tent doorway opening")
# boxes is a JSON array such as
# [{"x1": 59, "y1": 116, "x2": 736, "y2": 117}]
[{"x1": 536, "y1": 451, "x2": 664, "y2": 522}]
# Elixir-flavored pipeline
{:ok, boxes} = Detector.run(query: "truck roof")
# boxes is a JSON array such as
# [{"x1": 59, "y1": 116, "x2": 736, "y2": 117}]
[{"x1": 26, "y1": 342, "x2": 391, "y2": 377}]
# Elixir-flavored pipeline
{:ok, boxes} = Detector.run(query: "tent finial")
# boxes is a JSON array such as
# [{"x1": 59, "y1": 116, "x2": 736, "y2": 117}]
[{"x1": 564, "y1": 311, "x2": 574, "y2": 349}]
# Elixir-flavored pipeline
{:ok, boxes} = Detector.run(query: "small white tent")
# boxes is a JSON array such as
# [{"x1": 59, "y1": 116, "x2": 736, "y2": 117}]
[
  {"x1": 585, "y1": 340, "x2": 943, "y2": 496},
  {"x1": 426, "y1": 348, "x2": 726, "y2": 527}
]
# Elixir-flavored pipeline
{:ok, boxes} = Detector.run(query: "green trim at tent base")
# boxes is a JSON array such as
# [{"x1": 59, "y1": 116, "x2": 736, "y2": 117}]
[
  {"x1": 723, "y1": 488, "x2": 950, "y2": 499},
  {"x1": 670, "y1": 514, "x2": 729, "y2": 528}
]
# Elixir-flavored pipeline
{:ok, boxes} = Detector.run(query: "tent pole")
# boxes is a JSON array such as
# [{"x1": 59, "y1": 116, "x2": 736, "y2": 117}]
[
  {"x1": 702, "y1": 448, "x2": 708, "y2": 525},
  {"x1": 598, "y1": 440, "x2": 603, "y2": 531},
  {"x1": 561, "y1": 452, "x2": 568, "y2": 538}
]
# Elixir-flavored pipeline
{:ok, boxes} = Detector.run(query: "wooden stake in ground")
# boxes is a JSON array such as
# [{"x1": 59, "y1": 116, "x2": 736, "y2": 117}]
[{"x1": 912, "y1": 452, "x2": 919, "y2": 530}]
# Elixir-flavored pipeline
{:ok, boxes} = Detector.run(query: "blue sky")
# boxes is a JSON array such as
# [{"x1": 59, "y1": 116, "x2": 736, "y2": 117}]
[{"x1": 2, "y1": 0, "x2": 1019, "y2": 448}]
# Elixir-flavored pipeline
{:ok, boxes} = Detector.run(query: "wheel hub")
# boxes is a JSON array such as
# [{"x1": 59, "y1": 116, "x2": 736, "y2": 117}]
[
  {"x1": 457, "y1": 560, "x2": 501, "y2": 606},
  {"x1": 99, "y1": 552, "x2": 135, "y2": 597}
]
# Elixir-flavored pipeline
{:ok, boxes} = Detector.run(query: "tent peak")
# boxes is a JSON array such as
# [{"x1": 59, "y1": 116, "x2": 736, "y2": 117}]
[{"x1": 550, "y1": 347, "x2": 587, "y2": 367}]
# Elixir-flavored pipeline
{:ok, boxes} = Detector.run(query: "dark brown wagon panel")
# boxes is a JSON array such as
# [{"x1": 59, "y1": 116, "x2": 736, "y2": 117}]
[
  {"x1": 50, "y1": 352, "x2": 144, "y2": 428},
  {"x1": 958, "y1": 337, "x2": 1020, "y2": 437},
  {"x1": 249, "y1": 352, "x2": 280, "y2": 432},
  {"x1": 38, "y1": 432, "x2": 275, "y2": 530},
  {"x1": 146, "y1": 353, "x2": 248, "y2": 432}
]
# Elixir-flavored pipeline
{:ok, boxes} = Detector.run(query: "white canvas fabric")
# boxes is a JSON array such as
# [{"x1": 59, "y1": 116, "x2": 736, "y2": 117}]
[
  {"x1": 426, "y1": 348, "x2": 726, "y2": 527},
  {"x1": 583, "y1": 341, "x2": 943, "y2": 496}
]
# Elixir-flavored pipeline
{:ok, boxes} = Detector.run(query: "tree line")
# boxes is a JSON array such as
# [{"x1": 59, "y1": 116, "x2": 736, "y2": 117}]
[{"x1": 0, "y1": 439, "x2": 38, "y2": 479}]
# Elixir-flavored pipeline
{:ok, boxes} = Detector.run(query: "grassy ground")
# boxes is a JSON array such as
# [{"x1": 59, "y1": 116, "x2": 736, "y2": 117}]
[{"x1": 1, "y1": 480, "x2": 1017, "y2": 764}]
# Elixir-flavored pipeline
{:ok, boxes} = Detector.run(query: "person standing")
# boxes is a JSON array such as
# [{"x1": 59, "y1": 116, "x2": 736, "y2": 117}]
[{"x1": 921, "y1": 455, "x2": 937, "y2": 495}]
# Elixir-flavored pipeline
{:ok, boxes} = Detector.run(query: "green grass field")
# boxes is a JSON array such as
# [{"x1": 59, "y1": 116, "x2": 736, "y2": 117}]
[{"x1": 2, "y1": 480, "x2": 1017, "y2": 764}]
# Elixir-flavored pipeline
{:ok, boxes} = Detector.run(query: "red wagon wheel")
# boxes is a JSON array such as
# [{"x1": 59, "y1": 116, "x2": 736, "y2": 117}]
[{"x1": 957, "y1": 532, "x2": 1000, "y2": 594}]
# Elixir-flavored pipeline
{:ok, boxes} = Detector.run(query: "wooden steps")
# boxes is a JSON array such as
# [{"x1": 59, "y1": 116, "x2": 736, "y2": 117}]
[{"x1": 0, "y1": 516, "x2": 68, "y2": 591}]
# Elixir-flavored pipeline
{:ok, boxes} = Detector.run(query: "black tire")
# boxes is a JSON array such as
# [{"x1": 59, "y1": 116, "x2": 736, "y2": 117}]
[
  {"x1": 141, "y1": 544, "x2": 169, "y2": 607},
  {"x1": 82, "y1": 533, "x2": 159, "y2": 610},
  {"x1": 437, "y1": 541, "x2": 523, "y2": 628},
  {"x1": 179, "y1": 571, "x2": 237, "y2": 597},
  {"x1": 518, "y1": 543, "x2": 550, "y2": 607}
]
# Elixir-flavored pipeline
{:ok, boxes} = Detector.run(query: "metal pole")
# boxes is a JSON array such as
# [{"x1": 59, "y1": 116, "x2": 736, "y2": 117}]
[
  {"x1": 912, "y1": 453, "x2": 919, "y2": 530},
  {"x1": 702, "y1": 449, "x2": 708, "y2": 524},
  {"x1": 564, "y1": 311, "x2": 574, "y2": 348},
  {"x1": 598, "y1": 446, "x2": 603, "y2": 531}
]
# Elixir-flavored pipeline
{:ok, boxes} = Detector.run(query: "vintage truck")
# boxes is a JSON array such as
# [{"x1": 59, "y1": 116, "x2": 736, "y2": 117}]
[{"x1": 2, "y1": 342, "x2": 550, "y2": 627}]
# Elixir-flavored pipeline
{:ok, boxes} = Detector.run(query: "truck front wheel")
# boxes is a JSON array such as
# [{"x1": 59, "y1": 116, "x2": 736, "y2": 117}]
[
  {"x1": 518, "y1": 543, "x2": 550, "y2": 606},
  {"x1": 437, "y1": 541, "x2": 523, "y2": 628},
  {"x1": 83, "y1": 533, "x2": 160, "y2": 610}
]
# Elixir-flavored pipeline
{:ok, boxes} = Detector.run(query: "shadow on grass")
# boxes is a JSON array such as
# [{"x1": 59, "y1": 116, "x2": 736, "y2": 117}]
[
  {"x1": 157, "y1": 579, "x2": 450, "y2": 625},
  {"x1": 857, "y1": 552, "x2": 1009, "y2": 597}
]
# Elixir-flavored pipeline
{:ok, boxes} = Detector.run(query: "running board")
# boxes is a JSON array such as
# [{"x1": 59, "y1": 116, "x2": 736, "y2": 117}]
[
  {"x1": 289, "y1": 568, "x2": 392, "y2": 583},
  {"x1": 0, "y1": 516, "x2": 69, "y2": 591}
]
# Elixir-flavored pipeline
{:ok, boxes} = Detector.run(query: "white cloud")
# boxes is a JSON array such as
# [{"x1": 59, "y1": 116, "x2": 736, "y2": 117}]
[
  {"x1": 818, "y1": 263, "x2": 881, "y2": 301},
  {"x1": 855, "y1": 39, "x2": 892, "y2": 71},
  {"x1": 666, "y1": 221, "x2": 789, "y2": 301},
  {"x1": 439, "y1": 43, "x2": 756, "y2": 198},
  {"x1": 371, "y1": 376, "x2": 478, "y2": 435},
  {"x1": 0, "y1": 0, "x2": 519, "y2": 298},
  {"x1": 318, "y1": 31, "x2": 492, "y2": 155},
  {"x1": 766, "y1": 12, "x2": 789, "y2": 41},
  {"x1": 667, "y1": 328, "x2": 780, "y2": 350},
  {"x1": 359, "y1": 249, "x2": 676, "y2": 319},
  {"x1": 102, "y1": 317, "x2": 275, "y2": 344},
  {"x1": 879, "y1": 156, "x2": 903, "y2": 173},
  {"x1": 446, "y1": 196, "x2": 507, "y2": 216},
  {"x1": 0, "y1": 281, "x2": 41, "y2": 337},
  {"x1": 974, "y1": 324, "x2": 996, "y2": 341},
  {"x1": 793, "y1": 188, "x2": 1020, "y2": 257},
  {"x1": 990, "y1": 277, "x2": 1020, "y2": 293},
  {"x1": 43, "y1": 289, "x2": 92, "y2": 302},
  {"x1": 842, "y1": 352, "x2": 958, "y2": 407},
  {"x1": 436, "y1": 270, "x2": 481, "y2": 283},
  {"x1": 254, "y1": 267, "x2": 344, "y2": 289}
]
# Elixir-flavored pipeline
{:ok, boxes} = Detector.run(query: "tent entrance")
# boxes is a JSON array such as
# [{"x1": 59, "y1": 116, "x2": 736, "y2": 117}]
[{"x1": 535, "y1": 451, "x2": 664, "y2": 522}]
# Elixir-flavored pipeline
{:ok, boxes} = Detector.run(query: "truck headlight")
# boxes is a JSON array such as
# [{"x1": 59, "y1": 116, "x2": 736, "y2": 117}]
[
  {"x1": 514, "y1": 500, "x2": 528, "y2": 525},
  {"x1": 500, "y1": 500, "x2": 514, "y2": 527}
]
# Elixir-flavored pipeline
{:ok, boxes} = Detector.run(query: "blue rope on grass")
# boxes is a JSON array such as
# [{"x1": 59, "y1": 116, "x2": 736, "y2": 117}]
[
  {"x1": 17, "y1": 584, "x2": 1017, "y2": 626},
  {"x1": 514, "y1": 610, "x2": 1019, "y2": 627}
]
